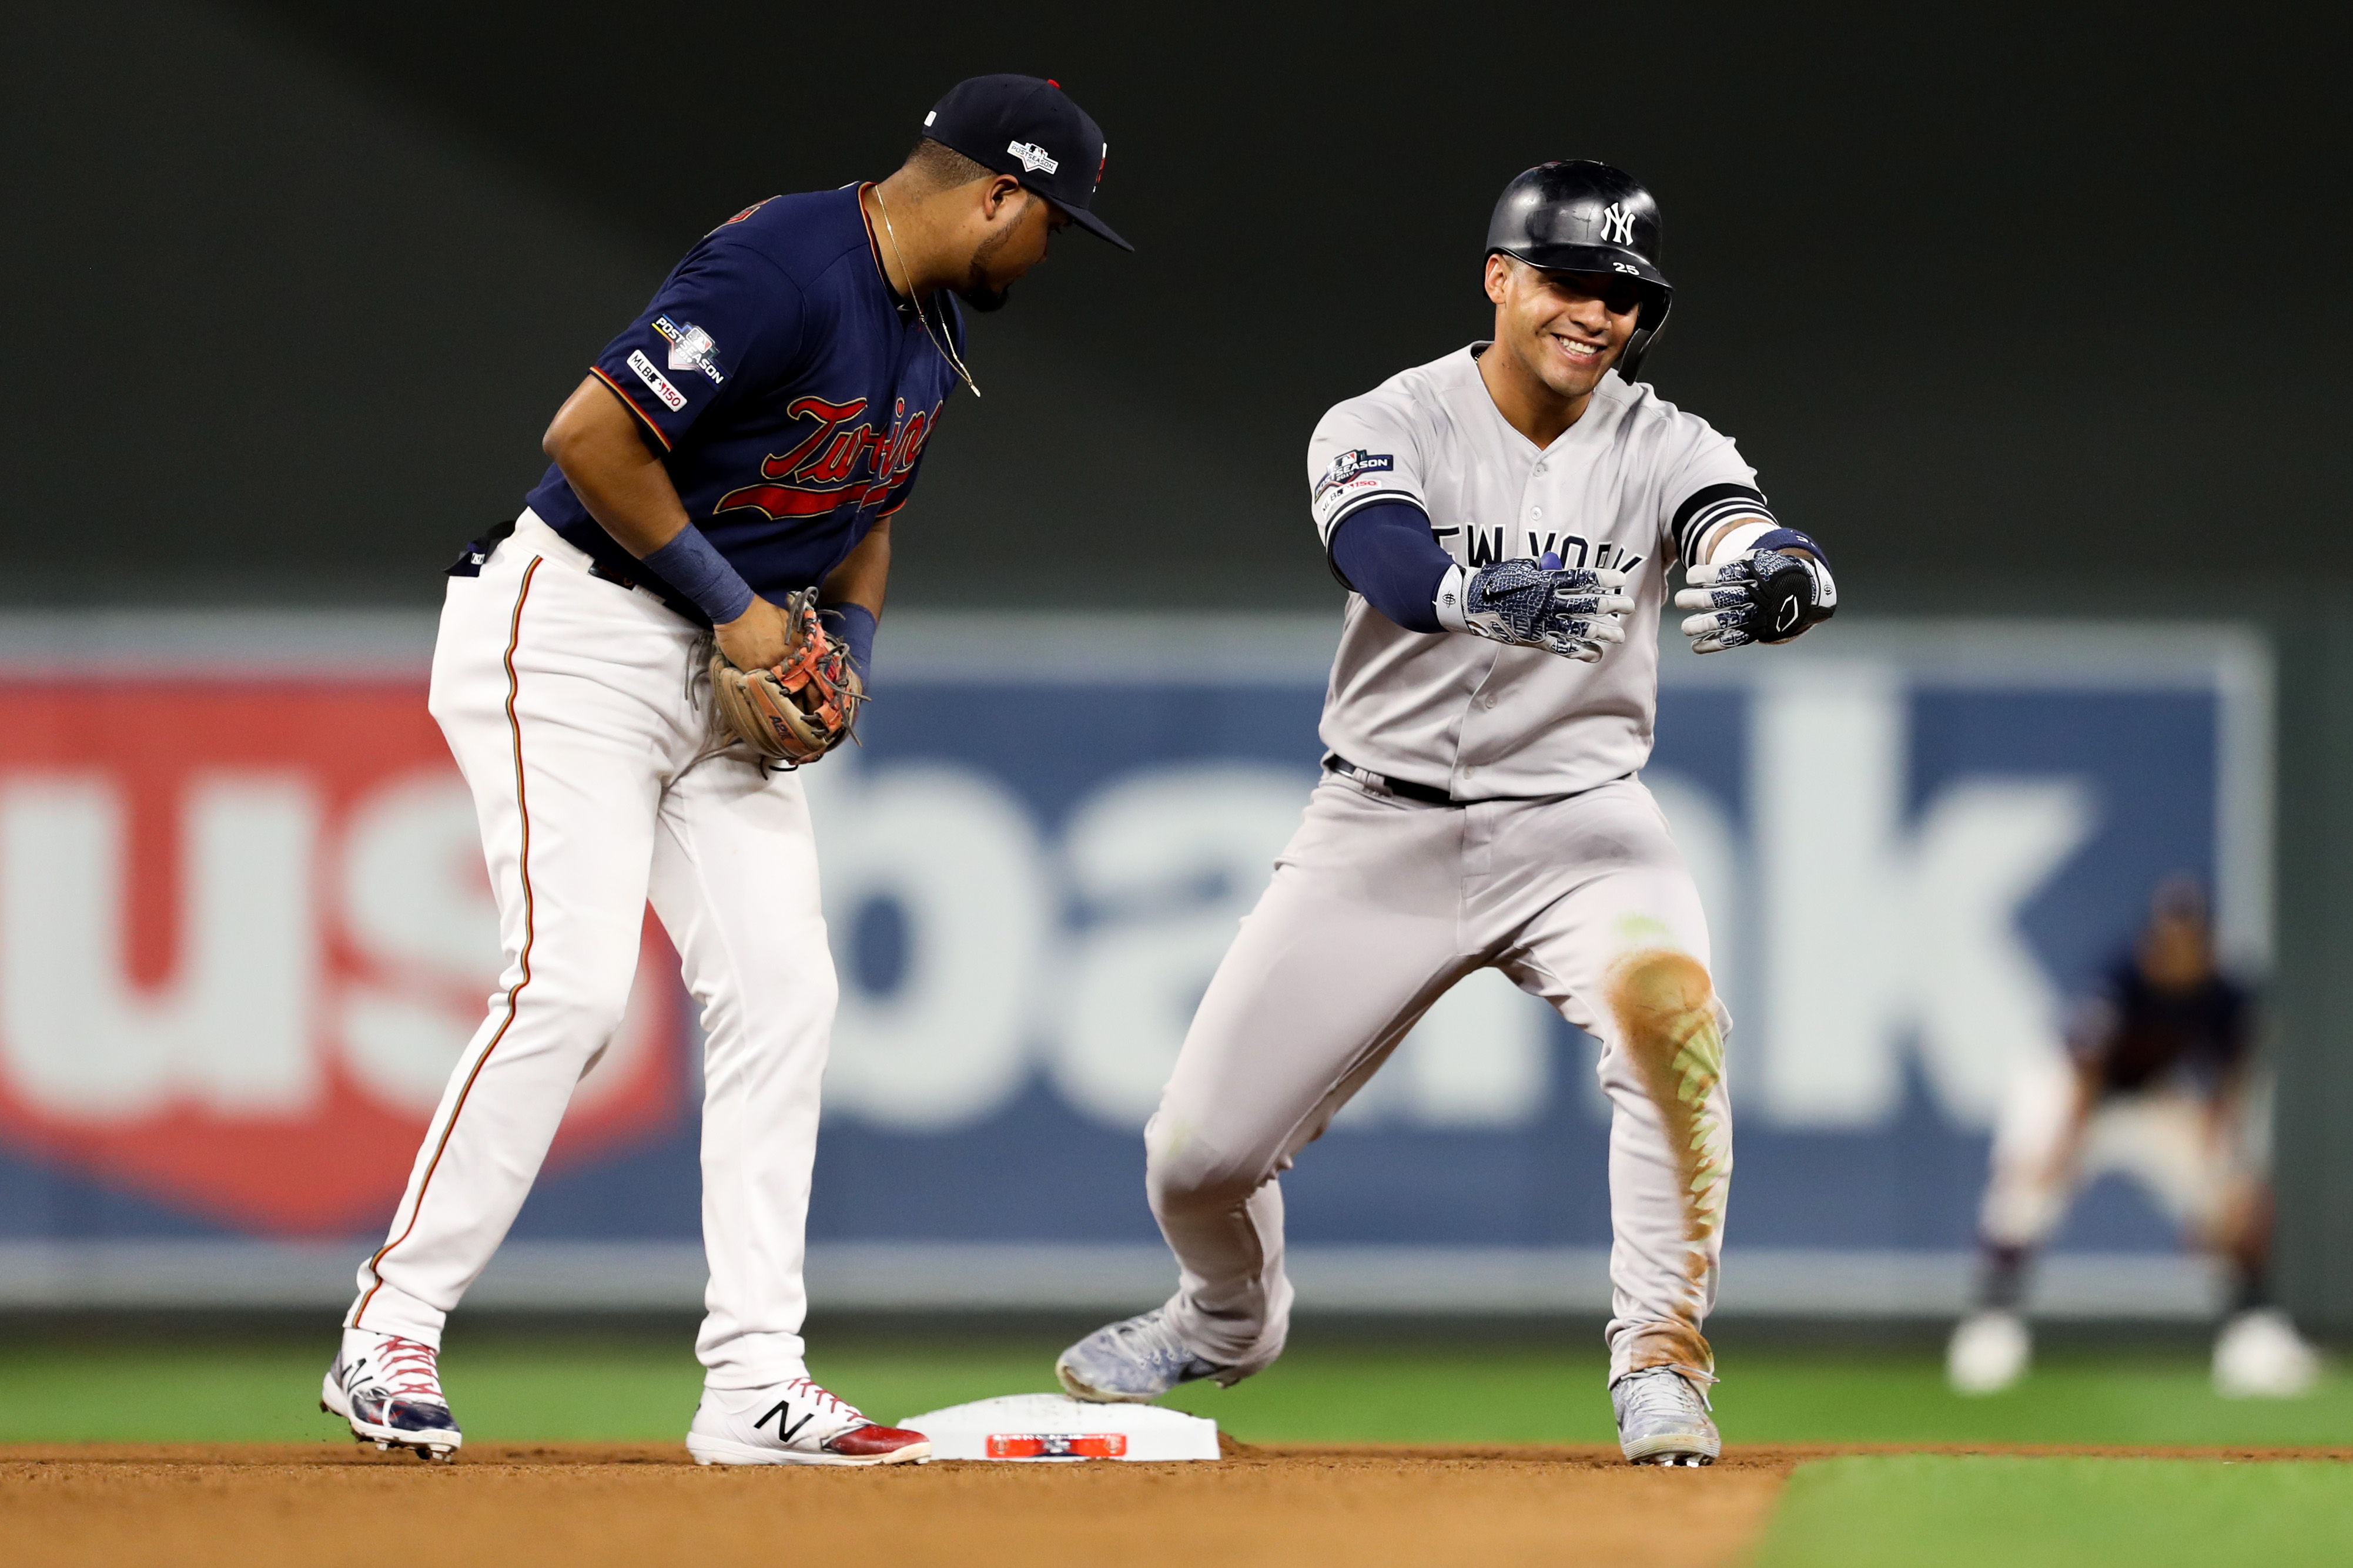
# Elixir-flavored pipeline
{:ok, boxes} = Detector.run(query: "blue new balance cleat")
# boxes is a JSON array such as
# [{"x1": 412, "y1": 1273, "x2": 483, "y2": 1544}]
[
  {"x1": 1611, "y1": 1365, "x2": 1721, "y2": 1466},
  {"x1": 1056, "y1": 1306, "x2": 1237, "y2": 1403},
  {"x1": 321, "y1": 1329, "x2": 463, "y2": 1461}
]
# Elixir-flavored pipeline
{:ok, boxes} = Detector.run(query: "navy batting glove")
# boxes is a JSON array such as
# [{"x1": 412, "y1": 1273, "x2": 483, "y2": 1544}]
[
  {"x1": 1447, "y1": 558, "x2": 1634, "y2": 664},
  {"x1": 1675, "y1": 550, "x2": 1837, "y2": 654}
]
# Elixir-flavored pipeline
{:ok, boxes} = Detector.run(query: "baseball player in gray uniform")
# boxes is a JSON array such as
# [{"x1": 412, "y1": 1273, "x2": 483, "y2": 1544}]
[{"x1": 1054, "y1": 160, "x2": 1836, "y2": 1466}]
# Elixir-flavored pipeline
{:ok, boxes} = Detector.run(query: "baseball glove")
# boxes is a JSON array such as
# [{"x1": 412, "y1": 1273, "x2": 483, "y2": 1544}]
[{"x1": 707, "y1": 591, "x2": 865, "y2": 765}]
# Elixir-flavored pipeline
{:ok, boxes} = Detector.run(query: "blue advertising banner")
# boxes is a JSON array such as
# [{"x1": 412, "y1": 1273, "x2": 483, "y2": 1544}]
[{"x1": 0, "y1": 614, "x2": 2271, "y2": 1316}]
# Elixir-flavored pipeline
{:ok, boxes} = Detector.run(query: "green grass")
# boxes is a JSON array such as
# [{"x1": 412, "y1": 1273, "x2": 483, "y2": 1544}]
[
  {"x1": 1165, "y1": 1346, "x2": 2353, "y2": 1448},
  {"x1": 2, "y1": 1335, "x2": 2351, "y2": 1448},
  {"x1": 1750, "y1": 1455, "x2": 2353, "y2": 1568}
]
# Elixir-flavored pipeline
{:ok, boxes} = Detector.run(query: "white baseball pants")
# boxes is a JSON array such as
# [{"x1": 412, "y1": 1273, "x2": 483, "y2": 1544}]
[
  {"x1": 347, "y1": 511, "x2": 835, "y2": 1390},
  {"x1": 1979, "y1": 1055, "x2": 2247, "y2": 1250},
  {"x1": 1149, "y1": 772, "x2": 1732, "y2": 1383}
]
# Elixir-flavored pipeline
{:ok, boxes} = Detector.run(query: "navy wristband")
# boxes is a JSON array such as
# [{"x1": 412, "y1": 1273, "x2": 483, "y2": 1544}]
[
  {"x1": 1749, "y1": 527, "x2": 1830, "y2": 568},
  {"x1": 820, "y1": 603, "x2": 877, "y2": 681},
  {"x1": 642, "y1": 525, "x2": 755, "y2": 625}
]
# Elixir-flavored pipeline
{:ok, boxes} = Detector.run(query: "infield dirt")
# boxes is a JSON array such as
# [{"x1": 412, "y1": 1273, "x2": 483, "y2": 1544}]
[{"x1": 8, "y1": 1442, "x2": 2348, "y2": 1568}]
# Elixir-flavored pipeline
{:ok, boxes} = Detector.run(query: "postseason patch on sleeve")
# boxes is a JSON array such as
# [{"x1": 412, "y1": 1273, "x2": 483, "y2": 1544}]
[
  {"x1": 653, "y1": 316, "x2": 726, "y2": 384},
  {"x1": 1311, "y1": 448, "x2": 1399, "y2": 533},
  {"x1": 1315, "y1": 448, "x2": 1395, "y2": 500}
]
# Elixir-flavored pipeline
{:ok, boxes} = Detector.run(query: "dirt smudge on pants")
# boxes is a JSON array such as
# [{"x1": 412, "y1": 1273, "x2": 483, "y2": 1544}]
[{"x1": 1608, "y1": 949, "x2": 1731, "y2": 1373}]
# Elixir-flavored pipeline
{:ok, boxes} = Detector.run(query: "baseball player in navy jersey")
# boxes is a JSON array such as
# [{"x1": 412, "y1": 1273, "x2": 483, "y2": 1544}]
[
  {"x1": 1056, "y1": 161, "x2": 1836, "y2": 1466},
  {"x1": 320, "y1": 75, "x2": 1132, "y2": 1465},
  {"x1": 1948, "y1": 879, "x2": 2321, "y2": 1398}
]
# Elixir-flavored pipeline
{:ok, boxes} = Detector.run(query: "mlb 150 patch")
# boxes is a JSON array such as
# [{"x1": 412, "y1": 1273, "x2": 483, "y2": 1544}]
[
  {"x1": 627, "y1": 350, "x2": 688, "y2": 412},
  {"x1": 1317, "y1": 450, "x2": 1394, "y2": 493}
]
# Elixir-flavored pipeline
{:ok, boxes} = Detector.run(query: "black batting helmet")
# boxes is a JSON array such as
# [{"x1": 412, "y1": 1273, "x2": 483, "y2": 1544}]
[{"x1": 1485, "y1": 160, "x2": 1672, "y2": 384}]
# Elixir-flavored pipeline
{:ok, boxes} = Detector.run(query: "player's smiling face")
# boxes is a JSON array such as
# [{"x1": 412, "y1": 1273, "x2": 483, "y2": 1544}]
[{"x1": 1484, "y1": 256, "x2": 1643, "y2": 403}]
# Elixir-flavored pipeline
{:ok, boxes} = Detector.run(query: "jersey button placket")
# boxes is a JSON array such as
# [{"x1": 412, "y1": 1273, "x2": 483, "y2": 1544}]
[{"x1": 1522, "y1": 457, "x2": 1552, "y2": 558}]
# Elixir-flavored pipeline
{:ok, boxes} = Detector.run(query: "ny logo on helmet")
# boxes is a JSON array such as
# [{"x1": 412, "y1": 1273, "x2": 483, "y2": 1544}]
[{"x1": 1600, "y1": 203, "x2": 1636, "y2": 244}]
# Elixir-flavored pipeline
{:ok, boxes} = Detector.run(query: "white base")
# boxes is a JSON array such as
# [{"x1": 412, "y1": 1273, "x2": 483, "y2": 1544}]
[{"x1": 897, "y1": 1393, "x2": 1220, "y2": 1462}]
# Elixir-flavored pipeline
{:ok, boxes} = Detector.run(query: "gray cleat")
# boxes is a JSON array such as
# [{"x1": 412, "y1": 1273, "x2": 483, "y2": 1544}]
[
  {"x1": 1056, "y1": 1308, "x2": 1236, "y2": 1403},
  {"x1": 1611, "y1": 1366, "x2": 1721, "y2": 1466}
]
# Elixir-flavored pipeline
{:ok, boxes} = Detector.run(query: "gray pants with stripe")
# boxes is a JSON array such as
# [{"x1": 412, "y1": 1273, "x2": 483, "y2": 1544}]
[{"x1": 1148, "y1": 771, "x2": 1731, "y2": 1383}]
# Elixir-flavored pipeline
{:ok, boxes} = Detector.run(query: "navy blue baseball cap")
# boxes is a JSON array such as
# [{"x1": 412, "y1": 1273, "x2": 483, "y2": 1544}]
[{"x1": 922, "y1": 75, "x2": 1132, "y2": 252}]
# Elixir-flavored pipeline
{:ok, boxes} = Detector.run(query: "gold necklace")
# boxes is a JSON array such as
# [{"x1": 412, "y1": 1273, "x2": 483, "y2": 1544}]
[{"x1": 870, "y1": 184, "x2": 982, "y2": 398}]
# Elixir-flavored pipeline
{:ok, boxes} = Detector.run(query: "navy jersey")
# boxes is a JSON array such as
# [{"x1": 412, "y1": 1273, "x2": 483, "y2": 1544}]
[
  {"x1": 524, "y1": 186, "x2": 962, "y2": 620},
  {"x1": 2071, "y1": 959, "x2": 2255, "y2": 1097}
]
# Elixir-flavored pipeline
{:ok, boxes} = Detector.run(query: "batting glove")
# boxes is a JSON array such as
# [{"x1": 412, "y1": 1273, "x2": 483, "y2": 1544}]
[
  {"x1": 1439, "y1": 558, "x2": 1634, "y2": 664},
  {"x1": 1675, "y1": 549, "x2": 1837, "y2": 654}
]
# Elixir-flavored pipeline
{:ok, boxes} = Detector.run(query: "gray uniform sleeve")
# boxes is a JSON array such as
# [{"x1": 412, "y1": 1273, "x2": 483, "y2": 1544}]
[
  {"x1": 1307, "y1": 395, "x2": 1428, "y2": 550},
  {"x1": 1658, "y1": 423, "x2": 1773, "y2": 568}
]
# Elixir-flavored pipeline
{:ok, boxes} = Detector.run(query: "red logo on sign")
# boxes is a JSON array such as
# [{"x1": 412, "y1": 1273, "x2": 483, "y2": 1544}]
[{"x1": 0, "y1": 681, "x2": 684, "y2": 1235}]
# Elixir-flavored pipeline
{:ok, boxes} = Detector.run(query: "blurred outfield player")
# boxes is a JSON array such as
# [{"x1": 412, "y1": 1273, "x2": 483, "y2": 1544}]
[
  {"x1": 320, "y1": 75, "x2": 1131, "y2": 1464},
  {"x1": 1055, "y1": 161, "x2": 1837, "y2": 1466},
  {"x1": 1947, "y1": 878, "x2": 2321, "y2": 1398}
]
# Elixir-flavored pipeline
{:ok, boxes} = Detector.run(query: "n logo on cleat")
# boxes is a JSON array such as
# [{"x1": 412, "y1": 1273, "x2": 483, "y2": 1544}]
[{"x1": 755, "y1": 1401, "x2": 817, "y2": 1443}]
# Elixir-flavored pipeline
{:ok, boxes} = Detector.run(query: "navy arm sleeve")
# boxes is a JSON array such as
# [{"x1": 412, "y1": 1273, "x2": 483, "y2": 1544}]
[{"x1": 1330, "y1": 500, "x2": 1453, "y2": 635}]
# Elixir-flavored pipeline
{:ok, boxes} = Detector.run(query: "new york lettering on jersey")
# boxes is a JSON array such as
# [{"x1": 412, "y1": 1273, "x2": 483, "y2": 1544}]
[
  {"x1": 1305, "y1": 347, "x2": 1768, "y2": 798},
  {"x1": 524, "y1": 186, "x2": 962, "y2": 618},
  {"x1": 1438, "y1": 518, "x2": 1648, "y2": 576}
]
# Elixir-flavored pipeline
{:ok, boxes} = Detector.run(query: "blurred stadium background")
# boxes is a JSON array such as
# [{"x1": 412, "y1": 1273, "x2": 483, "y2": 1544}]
[{"x1": 5, "y1": 0, "x2": 2351, "y2": 1519}]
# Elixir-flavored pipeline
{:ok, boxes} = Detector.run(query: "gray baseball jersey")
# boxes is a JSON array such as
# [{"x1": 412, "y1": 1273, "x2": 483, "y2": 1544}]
[
  {"x1": 1128, "y1": 354, "x2": 1778, "y2": 1394},
  {"x1": 1308, "y1": 347, "x2": 1770, "y2": 798}
]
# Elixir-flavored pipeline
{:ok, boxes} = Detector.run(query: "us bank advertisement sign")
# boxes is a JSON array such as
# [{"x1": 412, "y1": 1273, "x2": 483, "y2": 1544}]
[{"x1": 0, "y1": 614, "x2": 2268, "y2": 1316}]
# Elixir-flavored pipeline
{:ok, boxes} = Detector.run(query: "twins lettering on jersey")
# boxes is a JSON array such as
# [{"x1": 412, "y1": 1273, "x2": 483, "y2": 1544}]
[{"x1": 714, "y1": 394, "x2": 935, "y2": 521}]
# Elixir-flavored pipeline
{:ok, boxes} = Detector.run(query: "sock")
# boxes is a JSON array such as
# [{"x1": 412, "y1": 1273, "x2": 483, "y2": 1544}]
[
  {"x1": 2229, "y1": 1261, "x2": 2272, "y2": 1316},
  {"x1": 1980, "y1": 1244, "x2": 2028, "y2": 1311}
]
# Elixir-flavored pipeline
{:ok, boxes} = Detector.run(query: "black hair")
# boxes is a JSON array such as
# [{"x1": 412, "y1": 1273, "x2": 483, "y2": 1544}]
[{"x1": 902, "y1": 136, "x2": 995, "y2": 193}]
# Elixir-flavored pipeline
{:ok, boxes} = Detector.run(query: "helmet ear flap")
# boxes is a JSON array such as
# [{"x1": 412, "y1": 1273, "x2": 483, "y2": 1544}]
[{"x1": 1616, "y1": 284, "x2": 1671, "y2": 385}]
